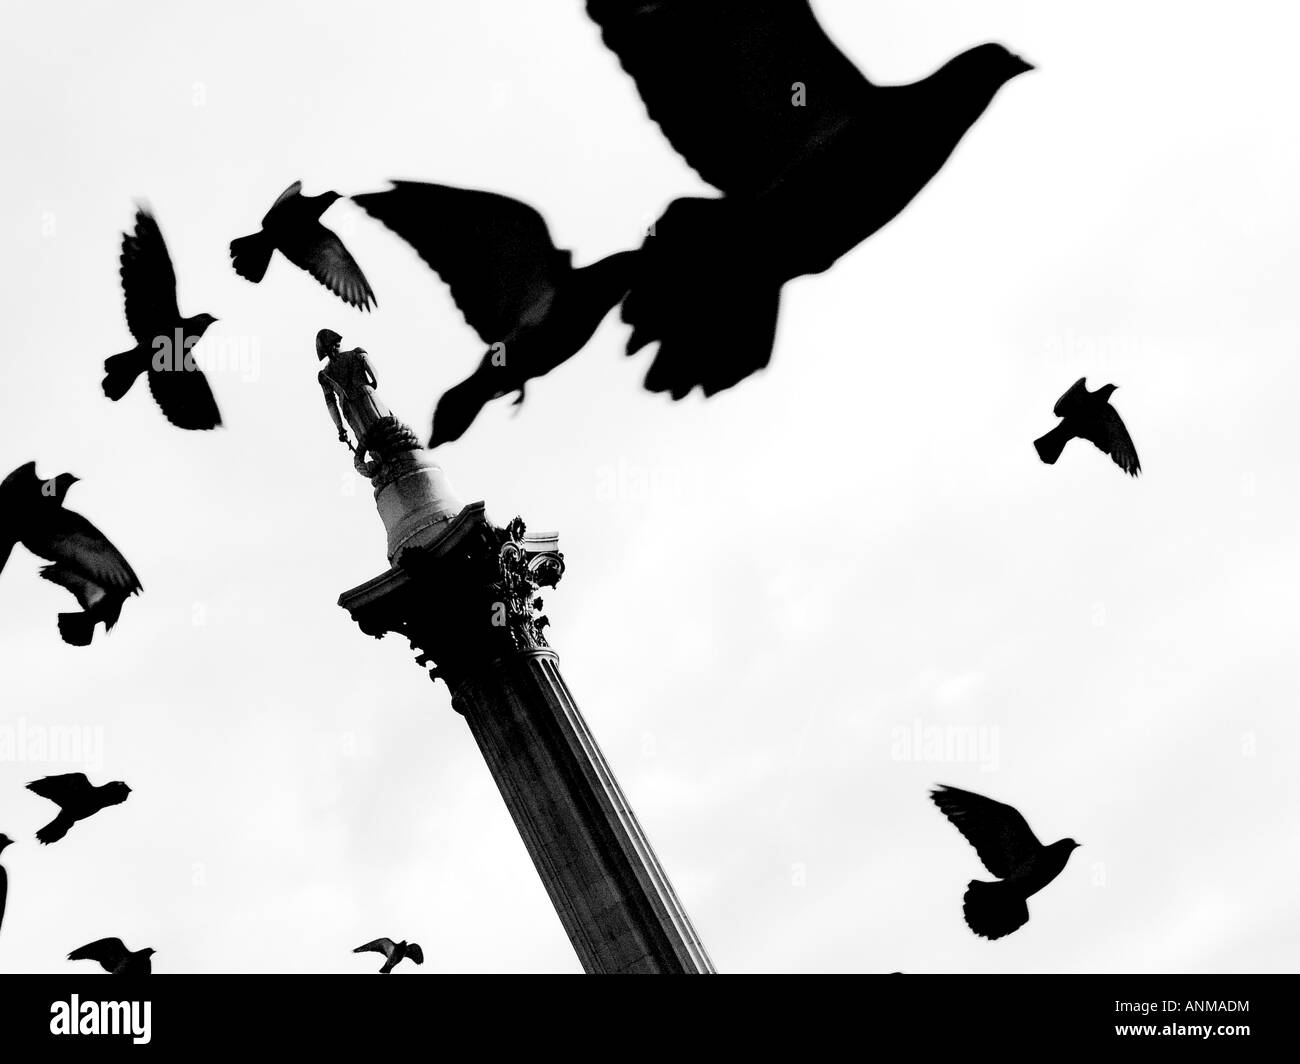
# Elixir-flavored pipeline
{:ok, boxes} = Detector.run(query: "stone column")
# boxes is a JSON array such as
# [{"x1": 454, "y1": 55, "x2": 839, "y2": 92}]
[{"x1": 339, "y1": 505, "x2": 714, "y2": 974}]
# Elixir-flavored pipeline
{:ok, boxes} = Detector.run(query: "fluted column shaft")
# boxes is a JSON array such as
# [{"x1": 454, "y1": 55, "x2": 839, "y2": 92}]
[{"x1": 339, "y1": 506, "x2": 714, "y2": 973}]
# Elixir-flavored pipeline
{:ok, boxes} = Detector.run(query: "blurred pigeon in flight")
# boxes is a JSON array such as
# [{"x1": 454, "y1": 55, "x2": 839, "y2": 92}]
[
  {"x1": 102, "y1": 208, "x2": 222, "y2": 429},
  {"x1": 353, "y1": 180, "x2": 636, "y2": 445},
  {"x1": 1034, "y1": 377, "x2": 1141, "y2": 476},
  {"x1": 930, "y1": 785, "x2": 1080, "y2": 940},
  {"x1": 0, "y1": 463, "x2": 141, "y2": 646},
  {"x1": 585, "y1": 0, "x2": 1032, "y2": 397},
  {"x1": 353, "y1": 937, "x2": 424, "y2": 974},
  {"x1": 27, "y1": 773, "x2": 132, "y2": 844},
  {"x1": 68, "y1": 937, "x2": 154, "y2": 974},
  {"x1": 231, "y1": 181, "x2": 376, "y2": 310}
]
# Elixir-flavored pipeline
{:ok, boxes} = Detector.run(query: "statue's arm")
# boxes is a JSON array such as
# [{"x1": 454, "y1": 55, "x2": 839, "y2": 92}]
[
  {"x1": 360, "y1": 351, "x2": 379, "y2": 389},
  {"x1": 319, "y1": 372, "x2": 348, "y2": 441}
]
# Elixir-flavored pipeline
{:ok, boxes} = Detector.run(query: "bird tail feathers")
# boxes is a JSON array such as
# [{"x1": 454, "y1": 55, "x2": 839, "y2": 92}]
[
  {"x1": 102, "y1": 348, "x2": 149, "y2": 402},
  {"x1": 1033, "y1": 423, "x2": 1072, "y2": 465},
  {"x1": 230, "y1": 231, "x2": 275, "y2": 283},
  {"x1": 962, "y1": 879, "x2": 1029, "y2": 940},
  {"x1": 626, "y1": 197, "x2": 780, "y2": 400},
  {"x1": 56, "y1": 611, "x2": 96, "y2": 647}
]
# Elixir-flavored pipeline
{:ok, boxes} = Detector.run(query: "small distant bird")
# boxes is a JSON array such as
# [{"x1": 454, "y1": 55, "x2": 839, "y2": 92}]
[
  {"x1": 68, "y1": 938, "x2": 154, "y2": 975},
  {"x1": 585, "y1": 2, "x2": 1032, "y2": 398},
  {"x1": 0, "y1": 834, "x2": 13, "y2": 938},
  {"x1": 1034, "y1": 377, "x2": 1140, "y2": 476},
  {"x1": 353, "y1": 181, "x2": 637, "y2": 445},
  {"x1": 0, "y1": 463, "x2": 142, "y2": 646},
  {"x1": 27, "y1": 774, "x2": 132, "y2": 844},
  {"x1": 353, "y1": 937, "x2": 424, "y2": 974},
  {"x1": 231, "y1": 181, "x2": 376, "y2": 310},
  {"x1": 103, "y1": 208, "x2": 222, "y2": 430},
  {"x1": 930, "y1": 785, "x2": 1080, "y2": 940}
]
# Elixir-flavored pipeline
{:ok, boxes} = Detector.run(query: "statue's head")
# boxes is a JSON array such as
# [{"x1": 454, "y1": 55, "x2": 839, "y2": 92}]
[{"x1": 316, "y1": 329, "x2": 343, "y2": 361}]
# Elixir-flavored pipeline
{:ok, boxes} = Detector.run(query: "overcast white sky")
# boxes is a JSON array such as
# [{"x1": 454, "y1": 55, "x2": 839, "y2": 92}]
[{"x1": 2, "y1": 0, "x2": 1297, "y2": 973}]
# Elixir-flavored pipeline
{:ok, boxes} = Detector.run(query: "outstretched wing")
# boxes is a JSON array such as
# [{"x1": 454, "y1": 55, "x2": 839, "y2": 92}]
[
  {"x1": 68, "y1": 937, "x2": 129, "y2": 967},
  {"x1": 1089, "y1": 405, "x2": 1141, "y2": 477},
  {"x1": 120, "y1": 209, "x2": 180, "y2": 345},
  {"x1": 354, "y1": 938, "x2": 396, "y2": 958},
  {"x1": 146, "y1": 359, "x2": 222, "y2": 431},
  {"x1": 1052, "y1": 377, "x2": 1088, "y2": 417},
  {"x1": 353, "y1": 181, "x2": 570, "y2": 344},
  {"x1": 39, "y1": 564, "x2": 107, "y2": 610},
  {"x1": 263, "y1": 179, "x2": 304, "y2": 224},
  {"x1": 1, "y1": 461, "x2": 39, "y2": 497},
  {"x1": 289, "y1": 223, "x2": 376, "y2": 311},
  {"x1": 930, "y1": 785, "x2": 1043, "y2": 879},
  {"x1": 27, "y1": 773, "x2": 94, "y2": 808},
  {"x1": 586, "y1": 0, "x2": 873, "y2": 196},
  {"x1": 29, "y1": 509, "x2": 141, "y2": 594}
]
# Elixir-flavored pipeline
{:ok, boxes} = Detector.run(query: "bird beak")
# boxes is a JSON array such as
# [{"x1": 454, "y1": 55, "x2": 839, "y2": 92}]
[{"x1": 1011, "y1": 54, "x2": 1035, "y2": 75}]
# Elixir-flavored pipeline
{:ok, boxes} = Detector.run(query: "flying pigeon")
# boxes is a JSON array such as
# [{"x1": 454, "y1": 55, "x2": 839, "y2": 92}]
[
  {"x1": 27, "y1": 774, "x2": 132, "y2": 845},
  {"x1": 1034, "y1": 377, "x2": 1141, "y2": 476},
  {"x1": 68, "y1": 938, "x2": 155, "y2": 975},
  {"x1": 353, "y1": 180, "x2": 636, "y2": 445},
  {"x1": 0, "y1": 834, "x2": 13, "y2": 939},
  {"x1": 353, "y1": 937, "x2": 424, "y2": 974},
  {"x1": 0, "y1": 463, "x2": 142, "y2": 646},
  {"x1": 930, "y1": 784, "x2": 1080, "y2": 940},
  {"x1": 231, "y1": 181, "x2": 376, "y2": 310},
  {"x1": 585, "y1": 0, "x2": 1032, "y2": 398},
  {"x1": 102, "y1": 207, "x2": 222, "y2": 429}
]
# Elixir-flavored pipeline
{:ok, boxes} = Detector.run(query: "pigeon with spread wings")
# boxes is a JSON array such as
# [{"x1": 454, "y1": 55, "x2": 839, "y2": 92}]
[
  {"x1": 585, "y1": 0, "x2": 1032, "y2": 398},
  {"x1": 0, "y1": 463, "x2": 141, "y2": 646},
  {"x1": 353, "y1": 937, "x2": 424, "y2": 974},
  {"x1": 1034, "y1": 377, "x2": 1141, "y2": 476},
  {"x1": 68, "y1": 937, "x2": 154, "y2": 974},
  {"x1": 27, "y1": 773, "x2": 132, "y2": 845},
  {"x1": 102, "y1": 208, "x2": 221, "y2": 429},
  {"x1": 353, "y1": 180, "x2": 636, "y2": 445},
  {"x1": 930, "y1": 785, "x2": 1079, "y2": 940},
  {"x1": 230, "y1": 180, "x2": 376, "y2": 311}
]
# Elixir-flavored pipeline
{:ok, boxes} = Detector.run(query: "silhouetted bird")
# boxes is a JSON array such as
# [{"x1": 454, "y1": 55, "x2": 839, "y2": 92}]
[
  {"x1": 68, "y1": 938, "x2": 154, "y2": 974},
  {"x1": 102, "y1": 208, "x2": 221, "y2": 429},
  {"x1": 0, "y1": 834, "x2": 12, "y2": 939},
  {"x1": 930, "y1": 785, "x2": 1079, "y2": 940},
  {"x1": 0, "y1": 463, "x2": 142, "y2": 646},
  {"x1": 1034, "y1": 377, "x2": 1140, "y2": 476},
  {"x1": 27, "y1": 774, "x2": 132, "y2": 844},
  {"x1": 585, "y1": 1, "x2": 1032, "y2": 398},
  {"x1": 353, "y1": 181, "x2": 637, "y2": 445},
  {"x1": 231, "y1": 181, "x2": 376, "y2": 310},
  {"x1": 354, "y1": 937, "x2": 424, "y2": 974}
]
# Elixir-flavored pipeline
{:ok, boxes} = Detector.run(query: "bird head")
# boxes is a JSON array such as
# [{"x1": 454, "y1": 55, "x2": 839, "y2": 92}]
[
  {"x1": 142, "y1": 948, "x2": 157, "y2": 957},
  {"x1": 44, "y1": 473, "x2": 80, "y2": 505},
  {"x1": 316, "y1": 329, "x2": 343, "y2": 360},
  {"x1": 1096, "y1": 384, "x2": 1119, "y2": 401},
  {"x1": 946, "y1": 43, "x2": 1035, "y2": 90},
  {"x1": 1061, "y1": 838, "x2": 1082, "y2": 851},
  {"x1": 0, "y1": 833, "x2": 14, "y2": 854},
  {"x1": 191, "y1": 313, "x2": 219, "y2": 336},
  {"x1": 322, "y1": 191, "x2": 343, "y2": 205},
  {"x1": 104, "y1": 781, "x2": 132, "y2": 804}
]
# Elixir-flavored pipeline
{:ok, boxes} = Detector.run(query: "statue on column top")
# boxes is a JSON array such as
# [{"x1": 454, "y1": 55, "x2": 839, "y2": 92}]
[{"x1": 314, "y1": 329, "x2": 465, "y2": 564}]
